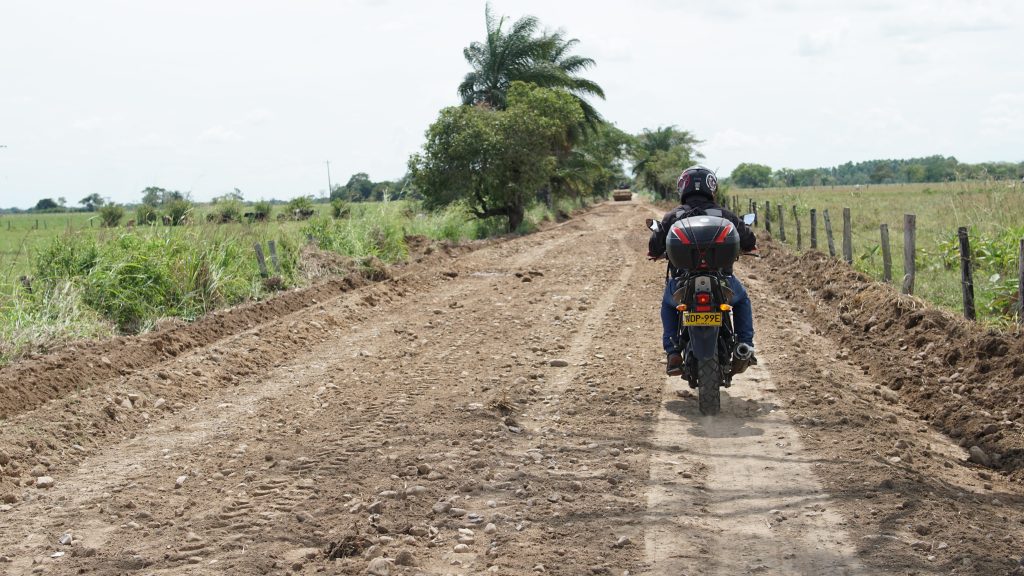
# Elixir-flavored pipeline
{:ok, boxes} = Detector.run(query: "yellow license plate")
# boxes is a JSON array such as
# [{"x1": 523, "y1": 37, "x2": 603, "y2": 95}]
[{"x1": 683, "y1": 312, "x2": 722, "y2": 326}]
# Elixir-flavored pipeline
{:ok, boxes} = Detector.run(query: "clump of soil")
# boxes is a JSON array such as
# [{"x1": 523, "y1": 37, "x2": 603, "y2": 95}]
[
  {"x1": 325, "y1": 535, "x2": 372, "y2": 560},
  {"x1": 757, "y1": 242, "x2": 1024, "y2": 479}
]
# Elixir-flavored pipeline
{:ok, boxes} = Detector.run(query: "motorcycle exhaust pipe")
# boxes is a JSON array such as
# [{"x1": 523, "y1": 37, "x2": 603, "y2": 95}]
[{"x1": 734, "y1": 342, "x2": 754, "y2": 360}]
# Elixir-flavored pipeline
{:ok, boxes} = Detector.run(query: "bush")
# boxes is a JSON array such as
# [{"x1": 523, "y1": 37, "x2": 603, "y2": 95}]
[
  {"x1": 331, "y1": 199, "x2": 351, "y2": 219},
  {"x1": 99, "y1": 204, "x2": 124, "y2": 227},
  {"x1": 30, "y1": 230, "x2": 290, "y2": 332},
  {"x1": 0, "y1": 280, "x2": 114, "y2": 363},
  {"x1": 284, "y1": 196, "x2": 316, "y2": 220},
  {"x1": 164, "y1": 199, "x2": 193, "y2": 226},
  {"x1": 252, "y1": 200, "x2": 273, "y2": 222},
  {"x1": 207, "y1": 199, "x2": 243, "y2": 224},
  {"x1": 136, "y1": 204, "x2": 159, "y2": 225},
  {"x1": 301, "y1": 211, "x2": 407, "y2": 263}
]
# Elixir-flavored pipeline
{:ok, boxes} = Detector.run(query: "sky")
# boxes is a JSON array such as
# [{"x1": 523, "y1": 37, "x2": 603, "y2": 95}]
[{"x1": 1, "y1": 0, "x2": 1022, "y2": 209}]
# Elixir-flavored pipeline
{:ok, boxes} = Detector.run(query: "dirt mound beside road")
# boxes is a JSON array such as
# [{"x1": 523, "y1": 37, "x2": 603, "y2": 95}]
[
  {"x1": 760, "y1": 245, "x2": 1024, "y2": 479},
  {"x1": 0, "y1": 274, "x2": 369, "y2": 420}
]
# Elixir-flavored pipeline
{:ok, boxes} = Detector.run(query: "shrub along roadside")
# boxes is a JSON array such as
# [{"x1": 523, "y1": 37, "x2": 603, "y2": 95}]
[
  {"x1": 30, "y1": 229, "x2": 295, "y2": 332},
  {"x1": 0, "y1": 198, "x2": 591, "y2": 365},
  {"x1": 0, "y1": 281, "x2": 116, "y2": 364}
]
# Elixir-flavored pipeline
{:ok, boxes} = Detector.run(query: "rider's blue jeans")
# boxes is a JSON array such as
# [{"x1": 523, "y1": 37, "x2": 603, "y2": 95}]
[{"x1": 661, "y1": 275, "x2": 754, "y2": 353}]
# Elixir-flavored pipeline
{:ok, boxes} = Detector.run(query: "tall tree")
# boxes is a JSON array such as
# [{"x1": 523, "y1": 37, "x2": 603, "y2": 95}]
[
  {"x1": 730, "y1": 163, "x2": 773, "y2": 188},
  {"x1": 457, "y1": 5, "x2": 604, "y2": 130},
  {"x1": 631, "y1": 126, "x2": 703, "y2": 199},
  {"x1": 411, "y1": 82, "x2": 583, "y2": 232},
  {"x1": 79, "y1": 193, "x2": 105, "y2": 212},
  {"x1": 33, "y1": 198, "x2": 59, "y2": 211}
]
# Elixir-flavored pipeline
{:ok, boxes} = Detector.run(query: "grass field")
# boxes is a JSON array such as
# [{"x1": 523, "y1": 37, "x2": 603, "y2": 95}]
[
  {"x1": 0, "y1": 197, "x2": 586, "y2": 364},
  {"x1": 731, "y1": 180, "x2": 1024, "y2": 324},
  {"x1": 0, "y1": 203, "x2": 339, "y2": 288}
]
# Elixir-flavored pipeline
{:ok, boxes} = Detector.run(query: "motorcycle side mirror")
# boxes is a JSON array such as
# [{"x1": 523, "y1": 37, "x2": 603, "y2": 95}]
[{"x1": 742, "y1": 213, "x2": 756, "y2": 226}]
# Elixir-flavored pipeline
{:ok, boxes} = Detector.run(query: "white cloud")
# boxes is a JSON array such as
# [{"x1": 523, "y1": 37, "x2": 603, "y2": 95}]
[
  {"x1": 798, "y1": 27, "x2": 844, "y2": 56},
  {"x1": 72, "y1": 116, "x2": 105, "y2": 131},
  {"x1": 197, "y1": 125, "x2": 242, "y2": 143},
  {"x1": 981, "y1": 92, "x2": 1024, "y2": 135},
  {"x1": 855, "y1": 107, "x2": 920, "y2": 134},
  {"x1": 136, "y1": 132, "x2": 172, "y2": 149},
  {"x1": 705, "y1": 128, "x2": 793, "y2": 153},
  {"x1": 245, "y1": 108, "x2": 273, "y2": 126},
  {"x1": 880, "y1": 0, "x2": 1014, "y2": 39}
]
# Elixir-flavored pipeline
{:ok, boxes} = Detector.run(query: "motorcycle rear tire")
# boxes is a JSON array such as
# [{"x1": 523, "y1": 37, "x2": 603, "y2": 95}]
[{"x1": 697, "y1": 357, "x2": 722, "y2": 416}]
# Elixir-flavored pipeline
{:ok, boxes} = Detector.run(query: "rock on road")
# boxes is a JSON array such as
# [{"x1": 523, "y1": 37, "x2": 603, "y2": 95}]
[{"x1": 0, "y1": 199, "x2": 1021, "y2": 575}]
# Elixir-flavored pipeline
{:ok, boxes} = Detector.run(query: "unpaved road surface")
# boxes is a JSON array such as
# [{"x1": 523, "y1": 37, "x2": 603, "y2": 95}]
[{"x1": 2, "y1": 200, "x2": 1023, "y2": 575}]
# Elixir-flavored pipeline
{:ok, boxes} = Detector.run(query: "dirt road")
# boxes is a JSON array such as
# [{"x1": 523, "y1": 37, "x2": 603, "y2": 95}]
[{"x1": 1, "y1": 200, "x2": 1022, "y2": 575}]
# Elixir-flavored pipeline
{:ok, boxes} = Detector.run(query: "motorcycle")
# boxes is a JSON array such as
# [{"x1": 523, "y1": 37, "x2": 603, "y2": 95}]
[{"x1": 647, "y1": 213, "x2": 757, "y2": 415}]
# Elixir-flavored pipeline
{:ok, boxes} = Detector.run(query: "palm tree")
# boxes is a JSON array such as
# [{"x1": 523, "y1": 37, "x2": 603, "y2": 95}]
[
  {"x1": 458, "y1": 5, "x2": 604, "y2": 129},
  {"x1": 540, "y1": 31, "x2": 605, "y2": 128}
]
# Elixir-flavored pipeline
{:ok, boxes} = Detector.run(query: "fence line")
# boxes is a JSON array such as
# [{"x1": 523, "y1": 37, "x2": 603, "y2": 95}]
[{"x1": 743, "y1": 198, "x2": 1024, "y2": 324}]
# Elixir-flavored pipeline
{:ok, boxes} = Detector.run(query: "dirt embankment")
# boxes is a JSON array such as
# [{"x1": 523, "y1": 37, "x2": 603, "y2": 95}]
[
  {"x1": 758, "y1": 239, "x2": 1024, "y2": 479},
  {"x1": 0, "y1": 239, "x2": 482, "y2": 421}
]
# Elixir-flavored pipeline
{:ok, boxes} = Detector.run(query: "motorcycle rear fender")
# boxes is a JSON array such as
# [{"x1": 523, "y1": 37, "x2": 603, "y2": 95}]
[{"x1": 687, "y1": 326, "x2": 720, "y2": 360}]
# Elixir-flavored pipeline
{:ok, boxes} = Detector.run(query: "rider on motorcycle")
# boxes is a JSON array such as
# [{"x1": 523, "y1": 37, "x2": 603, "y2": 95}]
[{"x1": 647, "y1": 165, "x2": 757, "y2": 376}]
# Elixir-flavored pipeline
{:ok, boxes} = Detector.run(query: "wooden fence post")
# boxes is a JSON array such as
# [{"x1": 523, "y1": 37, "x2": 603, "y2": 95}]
[
  {"x1": 765, "y1": 201, "x2": 772, "y2": 234},
  {"x1": 1018, "y1": 239, "x2": 1024, "y2": 326},
  {"x1": 842, "y1": 207, "x2": 853, "y2": 264},
  {"x1": 810, "y1": 209, "x2": 818, "y2": 249},
  {"x1": 794, "y1": 206, "x2": 802, "y2": 250},
  {"x1": 880, "y1": 224, "x2": 892, "y2": 283},
  {"x1": 752, "y1": 202, "x2": 758, "y2": 227},
  {"x1": 823, "y1": 209, "x2": 836, "y2": 258},
  {"x1": 776, "y1": 204, "x2": 786, "y2": 242},
  {"x1": 268, "y1": 240, "x2": 282, "y2": 276},
  {"x1": 902, "y1": 214, "x2": 916, "y2": 295},
  {"x1": 253, "y1": 243, "x2": 270, "y2": 278},
  {"x1": 958, "y1": 227, "x2": 976, "y2": 321}
]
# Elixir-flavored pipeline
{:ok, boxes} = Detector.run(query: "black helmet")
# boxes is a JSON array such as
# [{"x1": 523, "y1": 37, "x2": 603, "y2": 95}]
[{"x1": 676, "y1": 165, "x2": 718, "y2": 202}]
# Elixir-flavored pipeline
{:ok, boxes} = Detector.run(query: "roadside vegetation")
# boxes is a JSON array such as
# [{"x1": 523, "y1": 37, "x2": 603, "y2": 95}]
[
  {"x1": 736, "y1": 180, "x2": 1024, "y2": 325},
  {"x1": 0, "y1": 194, "x2": 593, "y2": 364}
]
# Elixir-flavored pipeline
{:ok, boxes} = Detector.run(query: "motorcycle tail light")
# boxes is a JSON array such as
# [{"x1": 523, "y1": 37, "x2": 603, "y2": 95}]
[
  {"x1": 695, "y1": 293, "x2": 712, "y2": 306},
  {"x1": 695, "y1": 305, "x2": 713, "y2": 312}
]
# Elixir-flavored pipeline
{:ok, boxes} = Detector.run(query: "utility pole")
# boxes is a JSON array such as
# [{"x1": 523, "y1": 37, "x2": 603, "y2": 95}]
[{"x1": 326, "y1": 161, "x2": 333, "y2": 198}]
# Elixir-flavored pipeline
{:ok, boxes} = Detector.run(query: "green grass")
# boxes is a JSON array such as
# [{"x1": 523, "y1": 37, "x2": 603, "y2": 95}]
[
  {"x1": 0, "y1": 212, "x2": 99, "y2": 285},
  {"x1": 0, "y1": 198, "x2": 580, "y2": 364},
  {"x1": 732, "y1": 180, "x2": 1024, "y2": 324}
]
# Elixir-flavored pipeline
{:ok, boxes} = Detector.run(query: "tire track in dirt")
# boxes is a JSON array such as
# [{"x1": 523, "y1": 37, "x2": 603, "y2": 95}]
[
  {"x1": 644, "y1": 362, "x2": 863, "y2": 574},
  {"x1": 640, "y1": 255, "x2": 863, "y2": 575}
]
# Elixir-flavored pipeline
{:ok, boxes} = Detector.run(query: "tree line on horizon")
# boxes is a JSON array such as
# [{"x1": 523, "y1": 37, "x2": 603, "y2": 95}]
[{"x1": 729, "y1": 156, "x2": 1024, "y2": 188}]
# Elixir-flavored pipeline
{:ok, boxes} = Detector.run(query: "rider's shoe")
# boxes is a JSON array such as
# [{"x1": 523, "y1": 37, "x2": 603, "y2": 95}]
[{"x1": 666, "y1": 352, "x2": 683, "y2": 376}]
